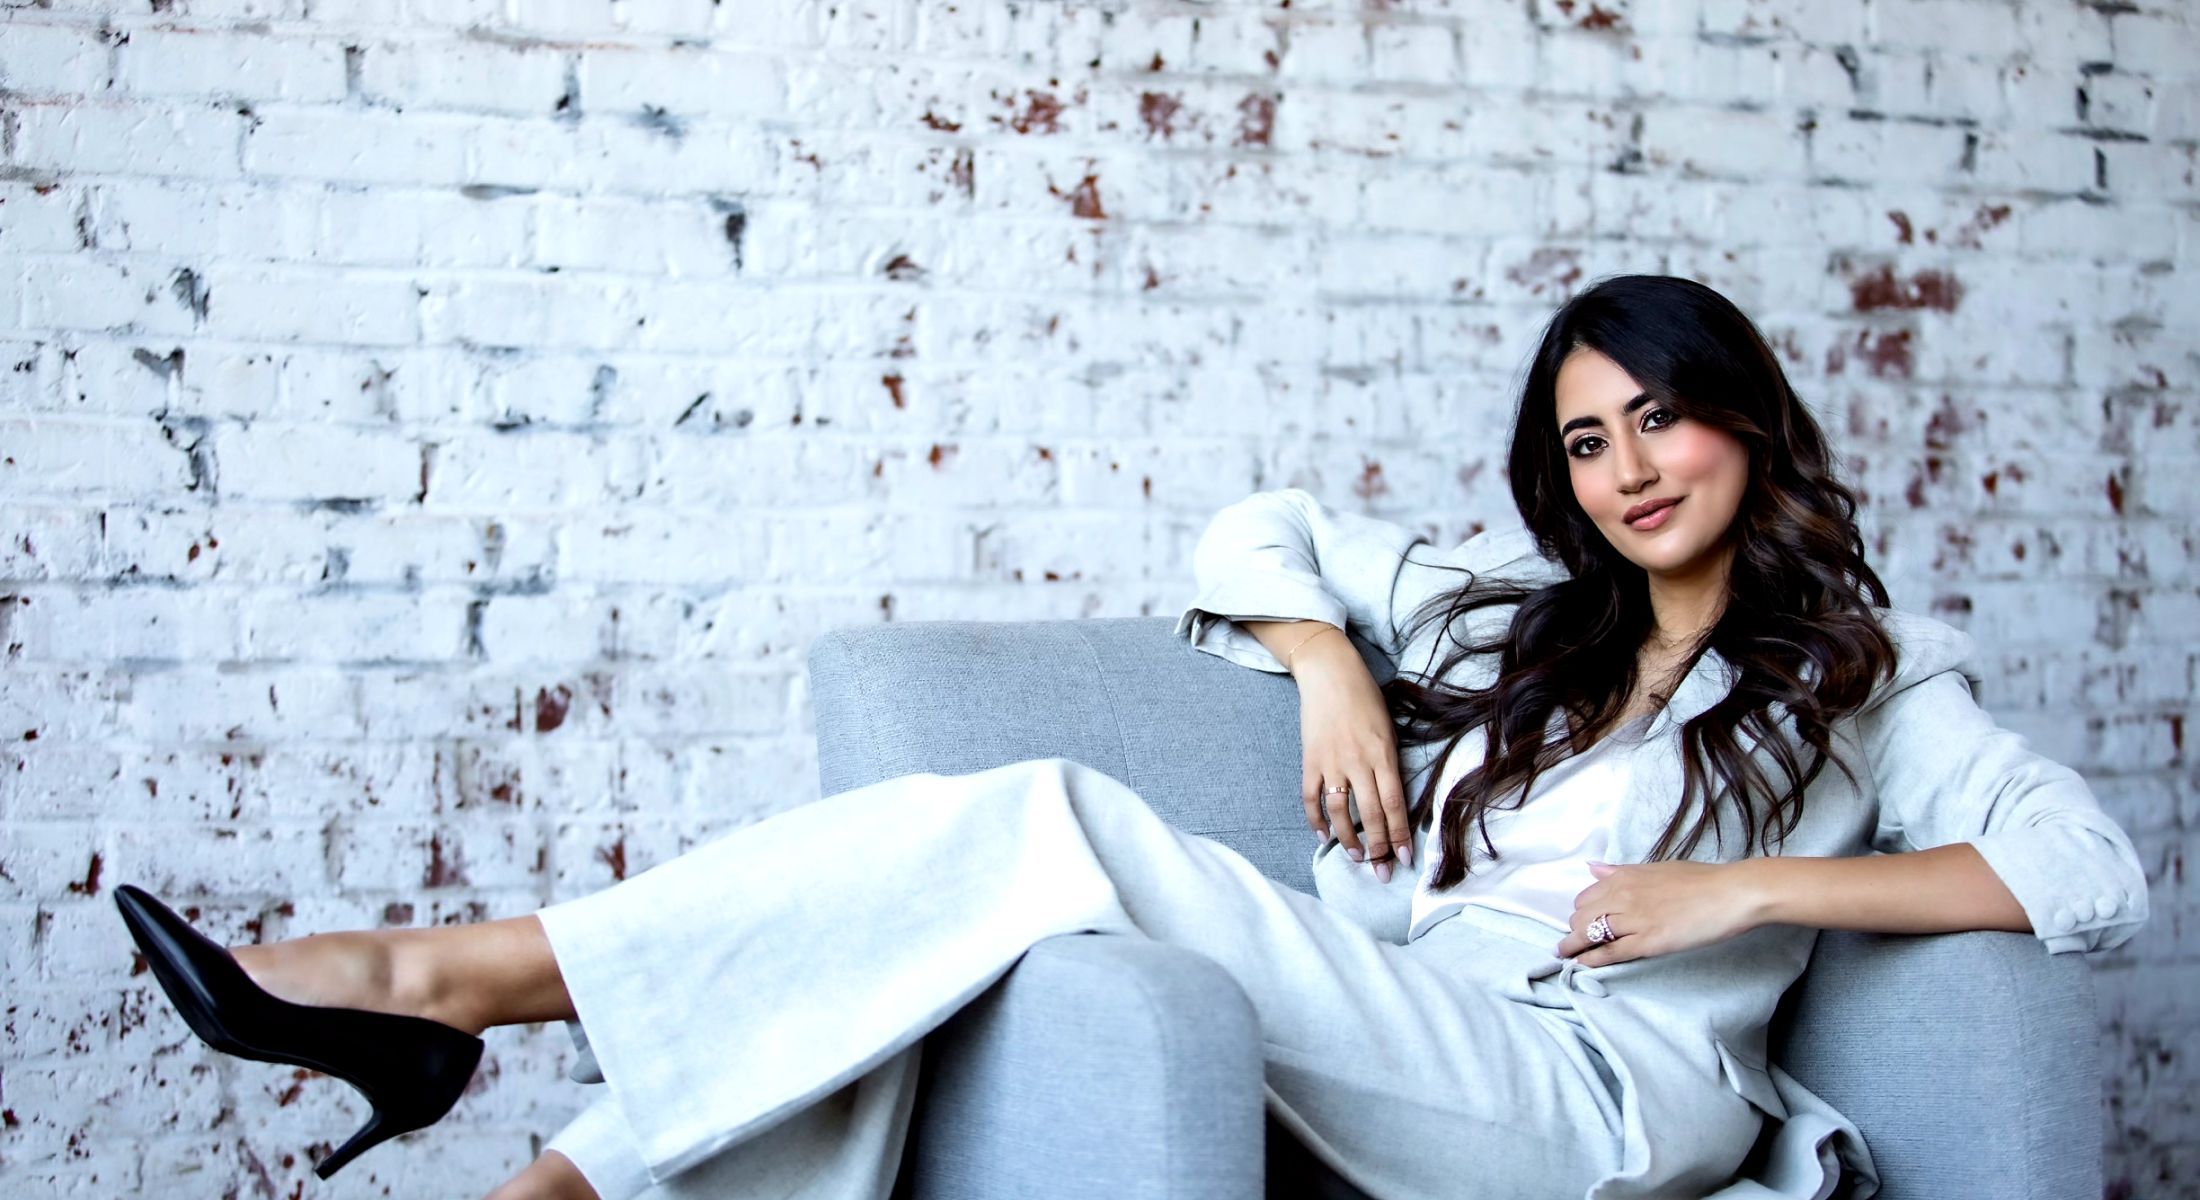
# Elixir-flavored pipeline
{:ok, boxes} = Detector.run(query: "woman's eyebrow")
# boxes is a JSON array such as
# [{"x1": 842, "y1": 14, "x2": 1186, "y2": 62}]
[{"x1": 1559, "y1": 392, "x2": 1651, "y2": 436}]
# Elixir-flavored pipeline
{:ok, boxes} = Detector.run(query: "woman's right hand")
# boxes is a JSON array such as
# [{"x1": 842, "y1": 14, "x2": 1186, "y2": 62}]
[{"x1": 1291, "y1": 631, "x2": 1413, "y2": 883}]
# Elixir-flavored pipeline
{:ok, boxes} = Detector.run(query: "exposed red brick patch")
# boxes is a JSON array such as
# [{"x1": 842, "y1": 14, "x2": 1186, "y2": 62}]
[
  {"x1": 535, "y1": 684, "x2": 572, "y2": 733},
  {"x1": 2106, "y1": 470, "x2": 2126, "y2": 514},
  {"x1": 1923, "y1": 393, "x2": 1965, "y2": 450},
  {"x1": 425, "y1": 834, "x2": 467, "y2": 888},
  {"x1": 1904, "y1": 456, "x2": 1947, "y2": 508},
  {"x1": 1004, "y1": 90, "x2": 1065, "y2": 135},
  {"x1": 927, "y1": 443, "x2": 956, "y2": 468},
  {"x1": 1237, "y1": 92, "x2": 1277, "y2": 147},
  {"x1": 1848, "y1": 263, "x2": 1963, "y2": 313},
  {"x1": 65, "y1": 852, "x2": 102, "y2": 896},
  {"x1": 1936, "y1": 203, "x2": 2012, "y2": 249},
  {"x1": 1555, "y1": 0, "x2": 1626, "y2": 30},
  {"x1": 1034, "y1": 446, "x2": 1053, "y2": 461},
  {"x1": 920, "y1": 111, "x2": 961, "y2": 133},
  {"x1": 596, "y1": 837, "x2": 627, "y2": 882},
  {"x1": 883, "y1": 254, "x2": 925, "y2": 282},
  {"x1": 882, "y1": 374, "x2": 906, "y2": 408},
  {"x1": 948, "y1": 149, "x2": 974, "y2": 198},
  {"x1": 383, "y1": 902, "x2": 414, "y2": 924},
  {"x1": 1353, "y1": 459, "x2": 1391, "y2": 503},
  {"x1": 1148, "y1": 52, "x2": 1165, "y2": 72},
  {"x1": 1139, "y1": 91, "x2": 1185, "y2": 139},
  {"x1": 1050, "y1": 174, "x2": 1107, "y2": 219},
  {"x1": 276, "y1": 1068, "x2": 309, "y2": 1107},
  {"x1": 1142, "y1": 264, "x2": 1163, "y2": 291},
  {"x1": 1504, "y1": 247, "x2": 1584, "y2": 296},
  {"x1": 1828, "y1": 328, "x2": 1914, "y2": 379},
  {"x1": 1887, "y1": 211, "x2": 1914, "y2": 244},
  {"x1": 1862, "y1": 329, "x2": 1913, "y2": 378}
]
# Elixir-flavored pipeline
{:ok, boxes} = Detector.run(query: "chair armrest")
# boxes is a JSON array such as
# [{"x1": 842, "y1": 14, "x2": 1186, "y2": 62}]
[
  {"x1": 1773, "y1": 929, "x2": 2101, "y2": 1200},
  {"x1": 897, "y1": 932, "x2": 1265, "y2": 1200}
]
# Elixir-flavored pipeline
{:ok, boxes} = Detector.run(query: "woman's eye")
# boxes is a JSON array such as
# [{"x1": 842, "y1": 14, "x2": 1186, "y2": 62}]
[
  {"x1": 1567, "y1": 436, "x2": 1604, "y2": 458},
  {"x1": 1642, "y1": 407, "x2": 1676, "y2": 431}
]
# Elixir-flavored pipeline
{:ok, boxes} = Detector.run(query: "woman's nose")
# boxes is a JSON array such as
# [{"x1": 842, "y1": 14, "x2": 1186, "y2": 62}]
[{"x1": 1612, "y1": 441, "x2": 1656, "y2": 491}]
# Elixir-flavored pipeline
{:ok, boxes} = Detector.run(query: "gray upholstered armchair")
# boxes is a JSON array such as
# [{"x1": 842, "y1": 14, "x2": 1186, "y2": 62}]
[{"x1": 808, "y1": 617, "x2": 2104, "y2": 1200}]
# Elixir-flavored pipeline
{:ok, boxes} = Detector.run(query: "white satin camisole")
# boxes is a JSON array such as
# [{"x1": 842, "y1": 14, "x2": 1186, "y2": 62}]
[{"x1": 1407, "y1": 713, "x2": 1656, "y2": 942}]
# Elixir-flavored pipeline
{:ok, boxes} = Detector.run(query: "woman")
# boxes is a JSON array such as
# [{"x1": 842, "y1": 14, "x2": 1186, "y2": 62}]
[{"x1": 116, "y1": 274, "x2": 2148, "y2": 1200}]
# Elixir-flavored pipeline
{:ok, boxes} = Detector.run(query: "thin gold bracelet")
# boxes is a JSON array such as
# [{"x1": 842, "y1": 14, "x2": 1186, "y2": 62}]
[{"x1": 1282, "y1": 624, "x2": 1341, "y2": 673}]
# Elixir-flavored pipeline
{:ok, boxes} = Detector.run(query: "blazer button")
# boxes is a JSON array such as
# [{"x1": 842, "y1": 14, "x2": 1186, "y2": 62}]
[
  {"x1": 2094, "y1": 896, "x2": 2119, "y2": 921},
  {"x1": 2050, "y1": 906, "x2": 2080, "y2": 934}
]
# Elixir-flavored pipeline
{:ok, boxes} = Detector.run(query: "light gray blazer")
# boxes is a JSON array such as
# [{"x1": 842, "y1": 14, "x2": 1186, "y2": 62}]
[{"x1": 1174, "y1": 488, "x2": 2150, "y2": 1200}]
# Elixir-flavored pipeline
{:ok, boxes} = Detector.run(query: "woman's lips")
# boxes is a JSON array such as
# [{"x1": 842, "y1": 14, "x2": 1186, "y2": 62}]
[{"x1": 1624, "y1": 497, "x2": 1681, "y2": 530}]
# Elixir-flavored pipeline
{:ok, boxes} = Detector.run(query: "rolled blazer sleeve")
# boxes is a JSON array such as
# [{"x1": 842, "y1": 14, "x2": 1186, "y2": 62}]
[
  {"x1": 1859, "y1": 662, "x2": 2151, "y2": 956},
  {"x1": 1173, "y1": 488, "x2": 1437, "y2": 673},
  {"x1": 1173, "y1": 489, "x2": 1558, "y2": 676}
]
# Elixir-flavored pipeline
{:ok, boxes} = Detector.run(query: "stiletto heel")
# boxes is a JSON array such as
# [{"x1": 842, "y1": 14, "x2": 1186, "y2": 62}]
[
  {"x1": 113, "y1": 884, "x2": 485, "y2": 1179},
  {"x1": 315, "y1": 1110, "x2": 389, "y2": 1181}
]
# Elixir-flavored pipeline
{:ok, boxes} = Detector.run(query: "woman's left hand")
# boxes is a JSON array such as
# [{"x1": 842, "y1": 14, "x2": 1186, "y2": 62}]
[{"x1": 1556, "y1": 860, "x2": 1764, "y2": 966}]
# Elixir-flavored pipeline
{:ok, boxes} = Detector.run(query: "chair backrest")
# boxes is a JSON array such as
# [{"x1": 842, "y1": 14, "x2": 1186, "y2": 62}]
[
  {"x1": 810, "y1": 615, "x2": 1335, "y2": 893},
  {"x1": 810, "y1": 616, "x2": 2102, "y2": 1200}
]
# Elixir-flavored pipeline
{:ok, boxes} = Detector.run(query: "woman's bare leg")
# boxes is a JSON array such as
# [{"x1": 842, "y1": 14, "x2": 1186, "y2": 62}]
[
  {"x1": 226, "y1": 917, "x2": 592, "y2": 1198},
  {"x1": 482, "y1": 1149, "x2": 597, "y2": 1200},
  {"x1": 228, "y1": 913, "x2": 574, "y2": 1036}
]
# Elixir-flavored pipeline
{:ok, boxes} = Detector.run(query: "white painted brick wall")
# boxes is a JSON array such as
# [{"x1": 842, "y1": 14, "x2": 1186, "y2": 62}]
[{"x1": 1, "y1": 1, "x2": 2194, "y2": 1196}]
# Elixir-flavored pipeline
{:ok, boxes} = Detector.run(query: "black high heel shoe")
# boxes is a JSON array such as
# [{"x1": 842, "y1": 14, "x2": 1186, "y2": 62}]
[{"x1": 113, "y1": 884, "x2": 485, "y2": 1179}]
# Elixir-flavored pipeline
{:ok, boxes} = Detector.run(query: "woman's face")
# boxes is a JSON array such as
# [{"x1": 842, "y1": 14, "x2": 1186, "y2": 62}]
[{"x1": 1552, "y1": 347, "x2": 1749, "y2": 582}]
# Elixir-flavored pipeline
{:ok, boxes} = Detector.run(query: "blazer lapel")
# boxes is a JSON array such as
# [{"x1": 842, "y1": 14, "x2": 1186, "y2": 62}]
[{"x1": 1615, "y1": 646, "x2": 1755, "y2": 865}]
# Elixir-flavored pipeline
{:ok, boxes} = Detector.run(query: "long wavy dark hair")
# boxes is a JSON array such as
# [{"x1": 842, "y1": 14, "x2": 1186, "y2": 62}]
[{"x1": 1383, "y1": 274, "x2": 1898, "y2": 890}]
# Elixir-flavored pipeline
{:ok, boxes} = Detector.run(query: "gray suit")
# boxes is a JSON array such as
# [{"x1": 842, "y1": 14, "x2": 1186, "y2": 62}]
[{"x1": 539, "y1": 488, "x2": 2146, "y2": 1200}]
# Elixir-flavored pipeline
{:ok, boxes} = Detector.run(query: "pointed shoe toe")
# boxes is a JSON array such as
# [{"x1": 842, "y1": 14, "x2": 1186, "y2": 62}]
[{"x1": 114, "y1": 883, "x2": 485, "y2": 1178}]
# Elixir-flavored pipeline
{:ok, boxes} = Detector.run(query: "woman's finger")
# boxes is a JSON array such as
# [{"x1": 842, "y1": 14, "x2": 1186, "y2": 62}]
[
  {"x1": 1325, "y1": 776, "x2": 1362, "y2": 860},
  {"x1": 1349, "y1": 762, "x2": 1394, "y2": 880},
  {"x1": 1303, "y1": 768, "x2": 1329, "y2": 839},
  {"x1": 1556, "y1": 910, "x2": 1618, "y2": 959},
  {"x1": 1375, "y1": 757, "x2": 1412, "y2": 869},
  {"x1": 1573, "y1": 932, "x2": 1646, "y2": 968}
]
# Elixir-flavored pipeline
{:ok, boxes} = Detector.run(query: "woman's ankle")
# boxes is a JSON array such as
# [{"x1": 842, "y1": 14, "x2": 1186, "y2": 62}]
[{"x1": 384, "y1": 927, "x2": 489, "y2": 1036}]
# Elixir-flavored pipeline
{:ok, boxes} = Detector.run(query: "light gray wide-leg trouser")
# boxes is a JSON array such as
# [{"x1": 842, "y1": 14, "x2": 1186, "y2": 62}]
[{"x1": 535, "y1": 757, "x2": 1624, "y2": 1200}]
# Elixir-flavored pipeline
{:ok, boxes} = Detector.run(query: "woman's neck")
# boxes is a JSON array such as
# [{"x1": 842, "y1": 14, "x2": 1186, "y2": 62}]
[{"x1": 1644, "y1": 543, "x2": 1734, "y2": 649}]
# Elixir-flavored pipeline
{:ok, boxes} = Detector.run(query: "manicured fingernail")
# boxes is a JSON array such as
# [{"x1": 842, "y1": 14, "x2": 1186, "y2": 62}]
[
  {"x1": 1347, "y1": 846, "x2": 1363, "y2": 862},
  {"x1": 1374, "y1": 861, "x2": 1391, "y2": 883},
  {"x1": 1397, "y1": 842, "x2": 1412, "y2": 867}
]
